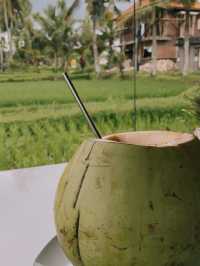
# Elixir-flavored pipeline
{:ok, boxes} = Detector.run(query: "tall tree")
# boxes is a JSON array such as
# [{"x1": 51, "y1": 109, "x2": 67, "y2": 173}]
[
  {"x1": 2, "y1": 0, "x2": 11, "y2": 57},
  {"x1": 180, "y1": 0, "x2": 196, "y2": 76},
  {"x1": 0, "y1": 29, "x2": 4, "y2": 72},
  {"x1": 85, "y1": 0, "x2": 106, "y2": 76},
  {"x1": 0, "y1": 6, "x2": 4, "y2": 71},
  {"x1": 77, "y1": 18, "x2": 93, "y2": 66},
  {"x1": 85, "y1": 0, "x2": 129, "y2": 75},
  {"x1": 34, "y1": 0, "x2": 79, "y2": 70},
  {"x1": 151, "y1": 6, "x2": 157, "y2": 76},
  {"x1": 0, "y1": 0, "x2": 32, "y2": 61},
  {"x1": 102, "y1": 10, "x2": 116, "y2": 66},
  {"x1": 149, "y1": 0, "x2": 167, "y2": 76}
]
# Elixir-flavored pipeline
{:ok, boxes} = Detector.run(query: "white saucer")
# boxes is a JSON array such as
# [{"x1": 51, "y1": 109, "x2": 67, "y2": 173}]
[{"x1": 34, "y1": 236, "x2": 73, "y2": 266}]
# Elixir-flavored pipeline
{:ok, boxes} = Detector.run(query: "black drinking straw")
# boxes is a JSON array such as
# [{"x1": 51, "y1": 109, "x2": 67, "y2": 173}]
[{"x1": 63, "y1": 72, "x2": 102, "y2": 139}]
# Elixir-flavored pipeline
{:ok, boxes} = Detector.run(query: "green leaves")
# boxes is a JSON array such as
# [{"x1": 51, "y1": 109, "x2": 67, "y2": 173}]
[
  {"x1": 1, "y1": 106, "x2": 197, "y2": 170},
  {"x1": 85, "y1": 0, "x2": 106, "y2": 20},
  {"x1": 194, "y1": 94, "x2": 200, "y2": 121},
  {"x1": 33, "y1": 0, "x2": 79, "y2": 69}
]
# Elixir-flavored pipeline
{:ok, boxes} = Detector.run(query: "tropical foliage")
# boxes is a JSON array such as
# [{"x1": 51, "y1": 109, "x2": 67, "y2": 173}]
[
  {"x1": 0, "y1": 0, "x2": 129, "y2": 74},
  {"x1": 0, "y1": 0, "x2": 199, "y2": 76},
  {"x1": 34, "y1": 0, "x2": 80, "y2": 70},
  {"x1": 194, "y1": 94, "x2": 200, "y2": 120}
]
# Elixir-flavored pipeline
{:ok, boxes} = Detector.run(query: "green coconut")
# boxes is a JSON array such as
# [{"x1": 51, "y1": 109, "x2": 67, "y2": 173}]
[{"x1": 55, "y1": 130, "x2": 200, "y2": 266}]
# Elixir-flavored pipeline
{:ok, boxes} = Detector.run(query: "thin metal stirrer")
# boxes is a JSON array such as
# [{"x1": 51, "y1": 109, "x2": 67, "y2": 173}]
[{"x1": 63, "y1": 72, "x2": 102, "y2": 139}]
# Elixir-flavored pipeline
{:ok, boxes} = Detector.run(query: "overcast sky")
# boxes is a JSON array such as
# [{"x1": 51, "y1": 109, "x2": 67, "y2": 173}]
[{"x1": 30, "y1": 0, "x2": 132, "y2": 18}]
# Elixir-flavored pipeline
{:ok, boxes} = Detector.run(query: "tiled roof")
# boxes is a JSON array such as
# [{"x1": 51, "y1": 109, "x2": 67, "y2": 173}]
[
  {"x1": 166, "y1": 1, "x2": 200, "y2": 10},
  {"x1": 117, "y1": 0, "x2": 200, "y2": 25}
]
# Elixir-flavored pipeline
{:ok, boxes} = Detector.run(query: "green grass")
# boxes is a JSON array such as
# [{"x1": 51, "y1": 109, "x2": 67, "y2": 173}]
[
  {"x1": 0, "y1": 69, "x2": 59, "y2": 82},
  {"x1": 0, "y1": 96, "x2": 190, "y2": 124},
  {"x1": 0, "y1": 73, "x2": 199, "y2": 170},
  {"x1": 1, "y1": 110, "x2": 197, "y2": 170},
  {"x1": 0, "y1": 70, "x2": 91, "y2": 83},
  {"x1": 0, "y1": 75, "x2": 196, "y2": 108}
]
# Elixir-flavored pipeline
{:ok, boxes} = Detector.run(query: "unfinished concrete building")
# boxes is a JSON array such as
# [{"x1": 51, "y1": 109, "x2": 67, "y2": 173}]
[{"x1": 117, "y1": 0, "x2": 200, "y2": 72}]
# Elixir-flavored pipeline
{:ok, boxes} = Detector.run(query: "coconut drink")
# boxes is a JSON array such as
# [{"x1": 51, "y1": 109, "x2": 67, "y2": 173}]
[{"x1": 55, "y1": 130, "x2": 200, "y2": 266}]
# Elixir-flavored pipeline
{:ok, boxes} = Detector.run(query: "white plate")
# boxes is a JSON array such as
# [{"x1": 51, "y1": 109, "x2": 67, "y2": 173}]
[
  {"x1": 34, "y1": 236, "x2": 73, "y2": 266},
  {"x1": 0, "y1": 163, "x2": 67, "y2": 266}
]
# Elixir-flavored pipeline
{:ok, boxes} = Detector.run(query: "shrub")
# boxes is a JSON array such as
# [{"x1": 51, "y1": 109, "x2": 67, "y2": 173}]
[{"x1": 194, "y1": 95, "x2": 200, "y2": 121}]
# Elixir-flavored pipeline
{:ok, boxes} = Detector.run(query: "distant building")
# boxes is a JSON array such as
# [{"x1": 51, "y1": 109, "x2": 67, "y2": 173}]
[{"x1": 116, "y1": 0, "x2": 200, "y2": 72}]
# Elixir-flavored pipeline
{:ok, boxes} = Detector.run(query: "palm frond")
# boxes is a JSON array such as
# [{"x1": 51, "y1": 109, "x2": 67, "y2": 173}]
[
  {"x1": 66, "y1": 0, "x2": 80, "y2": 18},
  {"x1": 114, "y1": 5, "x2": 121, "y2": 16}
]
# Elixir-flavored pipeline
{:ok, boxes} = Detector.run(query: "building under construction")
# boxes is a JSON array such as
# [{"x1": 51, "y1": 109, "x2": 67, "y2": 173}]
[{"x1": 117, "y1": 0, "x2": 200, "y2": 72}]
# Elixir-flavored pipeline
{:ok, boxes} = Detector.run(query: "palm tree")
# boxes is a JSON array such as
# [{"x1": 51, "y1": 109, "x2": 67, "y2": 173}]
[
  {"x1": 78, "y1": 18, "x2": 93, "y2": 66},
  {"x1": 0, "y1": 5, "x2": 5, "y2": 71},
  {"x1": 149, "y1": 0, "x2": 169, "y2": 76},
  {"x1": 85, "y1": 0, "x2": 130, "y2": 76},
  {"x1": 102, "y1": 11, "x2": 116, "y2": 65},
  {"x1": 0, "y1": 29, "x2": 4, "y2": 72},
  {"x1": 34, "y1": 0, "x2": 79, "y2": 70},
  {"x1": 180, "y1": 0, "x2": 196, "y2": 76},
  {"x1": 85, "y1": 0, "x2": 106, "y2": 76},
  {"x1": 0, "y1": 0, "x2": 31, "y2": 61},
  {"x1": 2, "y1": 1, "x2": 11, "y2": 57},
  {"x1": 151, "y1": 5, "x2": 157, "y2": 76}
]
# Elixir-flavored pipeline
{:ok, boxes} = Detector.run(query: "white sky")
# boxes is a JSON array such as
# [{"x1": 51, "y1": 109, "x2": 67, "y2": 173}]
[{"x1": 30, "y1": 0, "x2": 132, "y2": 17}]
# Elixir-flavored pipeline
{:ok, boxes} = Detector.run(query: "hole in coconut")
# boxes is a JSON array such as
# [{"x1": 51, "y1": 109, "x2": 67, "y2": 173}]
[{"x1": 104, "y1": 131, "x2": 194, "y2": 147}]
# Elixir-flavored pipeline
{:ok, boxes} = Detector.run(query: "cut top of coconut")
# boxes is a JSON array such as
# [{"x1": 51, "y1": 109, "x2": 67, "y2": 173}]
[{"x1": 104, "y1": 131, "x2": 194, "y2": 147}]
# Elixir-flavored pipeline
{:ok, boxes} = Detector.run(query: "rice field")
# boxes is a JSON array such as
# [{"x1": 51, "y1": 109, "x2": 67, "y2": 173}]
[
  {"x1": 0, "y1": 74, "x2": 196, "y2": 108},
  {"x1": 0, "y1": 72, "x2": 199, "y2": 170}
]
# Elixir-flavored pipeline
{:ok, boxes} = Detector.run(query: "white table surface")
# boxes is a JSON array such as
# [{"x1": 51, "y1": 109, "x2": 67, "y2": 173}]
[{"x1": 0, "y1": 163, "x2": 67, "y2": 266}]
